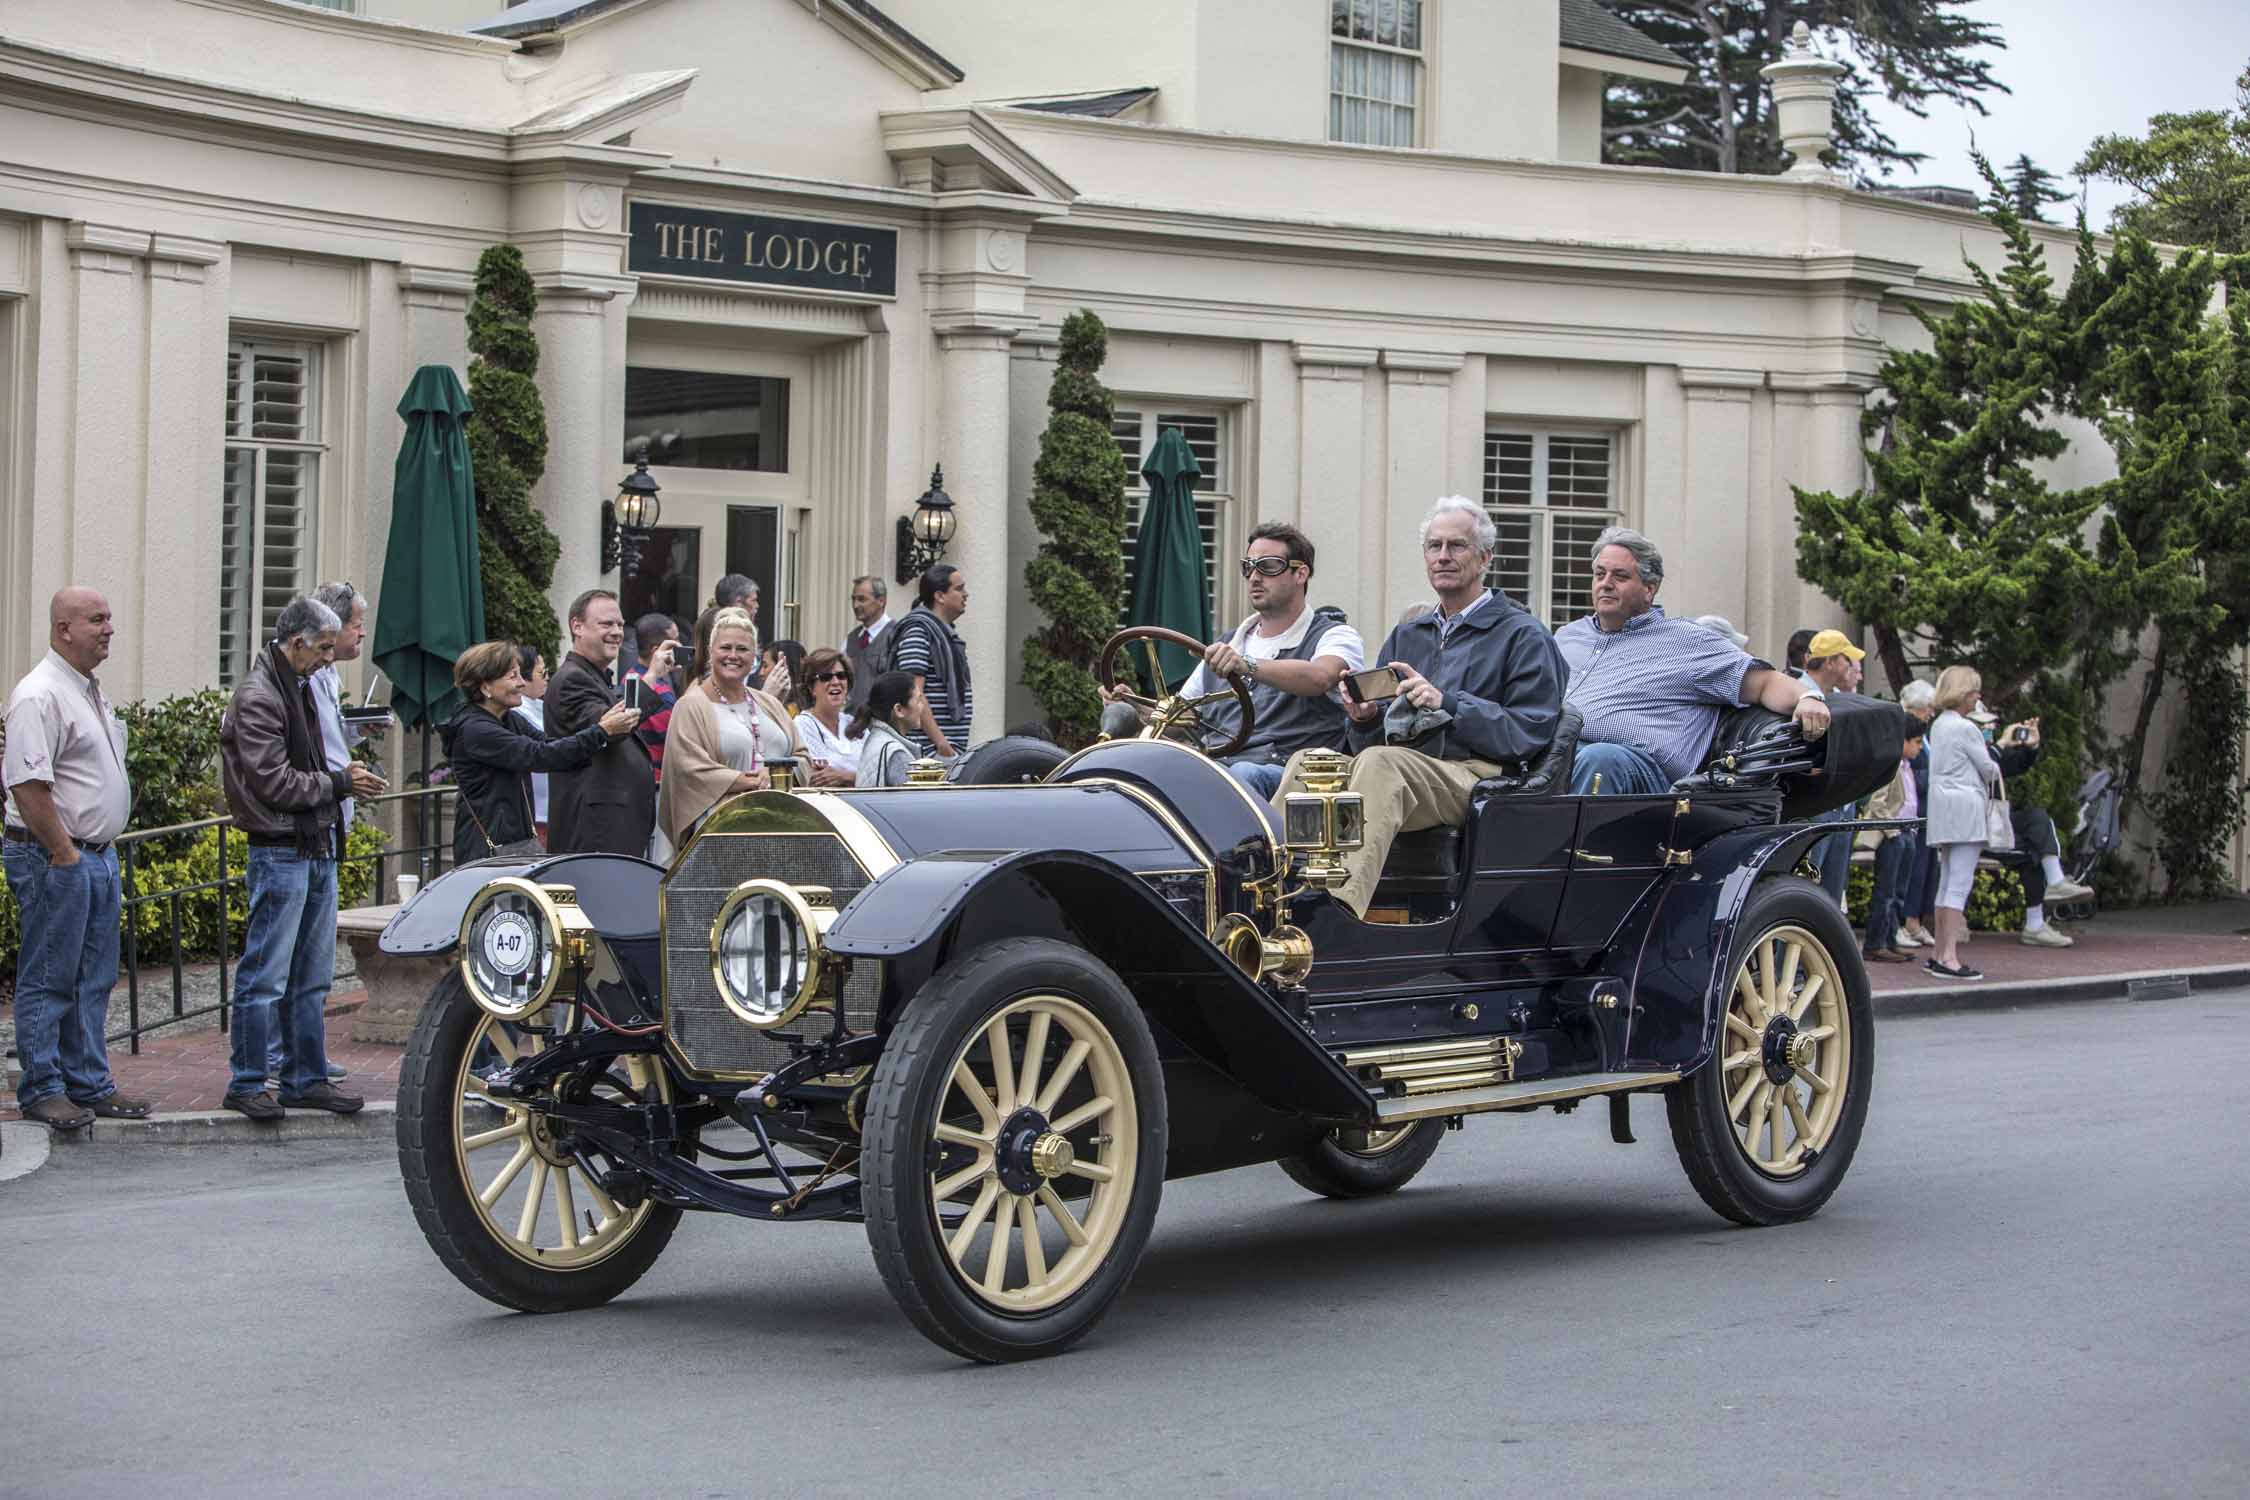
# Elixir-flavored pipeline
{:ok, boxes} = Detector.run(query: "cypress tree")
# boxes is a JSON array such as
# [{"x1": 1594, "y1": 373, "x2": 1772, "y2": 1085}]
[
  {"x1": 464, "y1": 245, "x2": 562, "y2": 665},
  {"x1": 1021, "y1": 310, "x2": 1129, "y2": 744}
]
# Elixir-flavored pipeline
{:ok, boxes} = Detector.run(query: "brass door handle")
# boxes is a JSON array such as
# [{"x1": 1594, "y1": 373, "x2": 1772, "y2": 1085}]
[{"x1": 1571, "y1": 848, "x2": 1614, "y2": 865}]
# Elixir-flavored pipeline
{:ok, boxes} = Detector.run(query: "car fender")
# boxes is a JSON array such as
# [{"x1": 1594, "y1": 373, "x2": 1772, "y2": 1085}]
[
  {"x1": 828, "y1": 848, "x2": 1372, "y2": 1120},
  {"x1": 378, "y1": 852, "x2": 662, "y2": 956},
  {"x1": 1615, "y1": 819, "x2": 1910, "y2": 1074}
]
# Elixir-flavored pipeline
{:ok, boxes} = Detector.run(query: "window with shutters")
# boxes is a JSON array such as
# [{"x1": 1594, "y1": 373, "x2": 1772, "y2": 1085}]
[
  {"x1": 1111, "y1": 407, "x2": 1233, "y2": 621},
  {"x1": 221, "y1": 338, "x2": 325, "y2": 688},
  {"x1": 1481, "y1": 429, "x2": 1622, "y2": 630},
  {"x1": 1330, "y1": 0, "x2": 1424, "y2": 147}
]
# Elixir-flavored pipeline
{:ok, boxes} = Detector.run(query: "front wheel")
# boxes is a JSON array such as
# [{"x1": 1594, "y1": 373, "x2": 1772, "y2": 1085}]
[
  {"x1": 861, "y1": 938, "x2": 1166, "y2": 1362},
  {"x1": 1666, "y1": 876, "x2": 1874, "y2": 1227},
  {"x1": 397, "y1": 973, "x2": 685, "y2": 1312},
  {"x1": 1279, "y1": 1121, "x2": 1442, "y2": 1199}
]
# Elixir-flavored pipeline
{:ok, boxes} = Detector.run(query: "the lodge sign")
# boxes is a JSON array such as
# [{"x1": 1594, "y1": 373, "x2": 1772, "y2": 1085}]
[{"x1": 628, "y1": 202, "x2": 897, "y2": 297}]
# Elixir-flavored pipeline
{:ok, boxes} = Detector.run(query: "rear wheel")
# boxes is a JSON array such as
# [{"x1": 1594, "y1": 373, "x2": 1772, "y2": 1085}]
[
  {"x1": 1666, "y1": 877, "x2": 1873, "y2": 1226},
  {"x1": 1279, "y1": 1121, "x2": 1442, "y2": 1199},
  {"x1": 952, "y1": 734, "x2": 1069, "y2": 786},
  {"x1": 861, "y1": 938, "x2": 1166, "y2": 1362},
  {"x1": 397, "y1": 974, "x2": 685, "y2": 1312}
]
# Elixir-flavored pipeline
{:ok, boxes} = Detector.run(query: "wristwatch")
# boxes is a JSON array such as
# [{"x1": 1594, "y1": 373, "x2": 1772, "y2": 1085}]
[{"x1": 1243, "y1": 658, "x2": 1260, "y2": 683}]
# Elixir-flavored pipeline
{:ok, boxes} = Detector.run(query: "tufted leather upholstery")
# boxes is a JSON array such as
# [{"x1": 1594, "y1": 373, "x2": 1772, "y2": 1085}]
[{"x1": 1376, "y1": 706, "x2": 1584, "y2": 887}]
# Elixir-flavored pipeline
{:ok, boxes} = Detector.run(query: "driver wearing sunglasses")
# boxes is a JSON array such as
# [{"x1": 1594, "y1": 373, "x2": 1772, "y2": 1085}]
[{"x1": 1161, "y1": 522, "x2": 1364, "y2": 798}]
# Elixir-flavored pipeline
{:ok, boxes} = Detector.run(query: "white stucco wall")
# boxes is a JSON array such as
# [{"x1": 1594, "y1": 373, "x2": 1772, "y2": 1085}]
[{"x1": 1556, "y1": 64, "x2": 1604, "y2": 163}]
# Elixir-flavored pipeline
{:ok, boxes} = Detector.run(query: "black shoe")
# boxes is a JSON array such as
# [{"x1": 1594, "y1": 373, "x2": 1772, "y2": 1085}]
[
  {"x1": 277, "y1": 1081, "x2": 364, "y2": 1114},
  {"x1": 24, "y1": 1096, "x2": 96, "y2": 1131},
  {"x1": 1924, "y1": 958, "x2": 1983, "y2": 981},
  {"x1": 222, "y1": 1091, "x2": 286, "y2": 1122}
]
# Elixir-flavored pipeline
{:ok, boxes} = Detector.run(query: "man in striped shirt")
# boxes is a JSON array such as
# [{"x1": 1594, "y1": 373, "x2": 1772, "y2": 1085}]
[{"x1": 890, "y1": 564, "x2": 973, "y2": 757}]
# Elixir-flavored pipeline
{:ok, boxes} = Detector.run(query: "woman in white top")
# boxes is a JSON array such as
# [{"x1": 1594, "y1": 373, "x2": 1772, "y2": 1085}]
[
  {"x1": 1922, "y1": 664, "x2": 2004, "y2": 981},
  {"x1": 849, "y1": 671, "x2": 926, "y2": 789},
  {"x1": 513, "y1": 647, "x2": 551, "y2": 840},
  {"x1": 656, "y1": 608, "x2": 804, "y2": 857},
  {"x1": 791, "y1": 646, "x2": 862, "y2": 787}
]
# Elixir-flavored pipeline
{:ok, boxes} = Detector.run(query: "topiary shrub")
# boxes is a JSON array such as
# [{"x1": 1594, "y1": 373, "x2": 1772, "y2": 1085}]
[
  {"x1": 1021, "y1": 309, "x2": 1128, "y2": 745},
  {"x1": 466, "y1": 244, "x2": 562, "y2": 665}
]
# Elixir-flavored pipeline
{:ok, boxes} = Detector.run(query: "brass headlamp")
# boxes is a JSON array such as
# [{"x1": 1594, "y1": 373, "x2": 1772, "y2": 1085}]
[{"x1": 1280, "y1": 750, "x2": 1364, "y2": 891}]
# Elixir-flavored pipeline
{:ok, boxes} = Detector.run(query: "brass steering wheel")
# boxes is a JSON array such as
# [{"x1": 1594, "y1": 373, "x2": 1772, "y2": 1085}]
[{"x1": 1096, "y1": 626, "x2": 1257, "y2": 759}]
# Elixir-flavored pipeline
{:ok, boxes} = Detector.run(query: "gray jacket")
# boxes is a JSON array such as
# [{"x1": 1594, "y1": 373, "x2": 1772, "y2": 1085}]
[{"x1": 1347, "y1": 593, "x2": 1569, "y2": 768}]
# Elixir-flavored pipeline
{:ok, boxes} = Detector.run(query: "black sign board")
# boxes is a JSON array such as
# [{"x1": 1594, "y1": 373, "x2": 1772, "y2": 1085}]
[{"x1": 627, "y1": 202, "x2": 897, "y2": 298}]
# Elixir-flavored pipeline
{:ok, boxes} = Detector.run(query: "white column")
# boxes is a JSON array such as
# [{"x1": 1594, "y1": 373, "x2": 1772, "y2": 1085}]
[
  {"x1": 63, "y1": 223, "x2": 151, "y2": 697},
  {"x1": 1383, "y1": 350, "x2": 1465, "y2": 614},
  {"x1": 531, "y1": 275, "x2": 630, "y2": 607},
  {"x1": 1769, "y1": 376, "x2": 1868, "y2": 654},
  {"x1": 141, "y1": 235, "x2": 225, "y2": 698},
  {"x1": 1294, "y1": 344, "x2": 1377, "y2": 629},
  {"x1": 1671, "y1": 367, "x2": 1763, "y2": 631},
  {"x1": 935, "y1": 325, "x2": 1015, "y2": 742},
  {"x1": 397, "y1": 266, "x2": 473, "y2": 383}
]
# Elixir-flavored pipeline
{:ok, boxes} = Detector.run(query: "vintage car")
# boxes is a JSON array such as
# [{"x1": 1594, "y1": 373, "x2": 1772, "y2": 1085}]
[{"x1": 383, "y1": 626, "x2": 1907, "y2": 1362}]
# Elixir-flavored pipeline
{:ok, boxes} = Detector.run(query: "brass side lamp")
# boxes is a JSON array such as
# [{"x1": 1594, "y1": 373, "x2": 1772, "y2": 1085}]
[{"x1": 1280, "y1": 750, "x2": 1364, "y2": 891}]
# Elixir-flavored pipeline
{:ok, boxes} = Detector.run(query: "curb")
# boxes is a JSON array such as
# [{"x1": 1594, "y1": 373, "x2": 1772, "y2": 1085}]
[
  {"x1": 59, "y1": 1099, "x2": 397, "y2": 1148},
  {"x1": 0, "y1": 1120, "x2": 54, "y2": 1183},
  {"x1": 1871, "y1": 962, "x2": 2250, "y2": 1018}
]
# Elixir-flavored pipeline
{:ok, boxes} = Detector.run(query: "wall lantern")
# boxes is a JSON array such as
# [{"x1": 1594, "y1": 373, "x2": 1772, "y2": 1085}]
[
  {"x1": 601, "y1": 461, "x2": 663, "y2": 575},
  {"x1": 893, "y1": 464, "x2": 956, "y2": 585}
]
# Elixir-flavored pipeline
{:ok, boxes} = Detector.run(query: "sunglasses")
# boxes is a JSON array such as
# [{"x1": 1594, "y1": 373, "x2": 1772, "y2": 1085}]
[
  {"x1": 1239, "y1": 556, "x2": 1303, "y2": 578},
  {"x1": 811, "y1": 669, "x2": 852, "y2": 684}
]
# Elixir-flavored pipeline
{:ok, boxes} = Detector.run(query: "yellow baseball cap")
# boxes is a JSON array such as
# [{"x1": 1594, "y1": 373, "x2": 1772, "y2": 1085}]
[{"x1": 1806, "y1": 628, "x2": 1864, "y2": 662}]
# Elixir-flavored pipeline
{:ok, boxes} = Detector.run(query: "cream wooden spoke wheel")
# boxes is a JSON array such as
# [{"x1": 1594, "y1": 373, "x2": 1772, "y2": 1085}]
[
  {"x1": 1667, "y1": 878, "x2": 1875, "y2": 1229},
  {"x1": 862, "y1": 938, "x2": 1167, "y2": 1363},
  {"x1": 924, "y1": 993, "x2": 1139, "y2": 1313},
  {"x1": 1718, "y1": 924, "x2": 1851, "y2": 1178},
  {"x1": 398, "y1": 973, "x2": 687, "y2": 1314},
  {"x1": 452, "y1": 1014, "x2": 670, "y2": 1271}
]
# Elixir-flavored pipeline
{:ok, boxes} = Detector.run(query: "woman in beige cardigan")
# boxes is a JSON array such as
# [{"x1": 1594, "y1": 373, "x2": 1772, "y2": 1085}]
[{"x1": 655, "y1": 607, "x2": 805, "y2": 858}]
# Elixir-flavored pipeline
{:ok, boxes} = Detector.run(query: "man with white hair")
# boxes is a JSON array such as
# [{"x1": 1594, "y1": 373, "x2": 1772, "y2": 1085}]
[
  {"x1": 217, "y1": 594, "x2": 386, "y2": 1120},
  {"x1": 1273, "y1": 496, "x2": 1567, "y2": 920},
  {"x1": 1559, "y1": 527, "x2": 1830, "y2": 794}
]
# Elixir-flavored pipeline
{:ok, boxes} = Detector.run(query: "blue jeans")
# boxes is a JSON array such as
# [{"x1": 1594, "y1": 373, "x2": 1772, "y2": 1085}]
[
  {"x1": 3, "y1": 842, "x2": 121, "y2": 1109},
  {"x1": 228, "y1": 848, "x2": 338, "y2": 1099},
  {"x1": 1807, "y1": 804, "x2": 1855, "y2": 904},
  {"x1": 1570, "y1": 742, "x2": 1672, "y2": 796},
  {"x1": 1864, "y1": 833, "x2": 1914, "y2": 952},
  {"x1": 1226, "y1": 760, "x2": 1286, "y2": 799}
]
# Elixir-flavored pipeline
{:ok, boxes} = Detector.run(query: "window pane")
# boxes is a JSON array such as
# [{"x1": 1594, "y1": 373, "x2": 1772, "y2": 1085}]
[
  {"x1": 1550, "y1": 512, "x2": 1613, "y2": 629},
  {"x1": 1484, "y1": 433, "x2": 1535, "y2": 505},
  {"x1": 1111, "y1": 409, "x2": 1144, "y2": 477},
  {"x1": 624, "y1": 367, "x2": 791, "y2": 472},
  {"x1": 249, "y1": 350, "x2": 313, "y2": 442},
  {"x1": 1399, "y1": 0, "x2": 1421, "y2": 50},
  {"x1": 220, "y1": 447, "x2": 255, "y2": 686},
  {"x1": 1352, "y1": 0, "x2": 1374, "y2": 41},
  {"x1": 1484, "y1": 510, "x2": 1537, "y2": 612},
  {"x1": 1377, "y1": 0, "x2": 1398, "y2": 46},
  {"x1": 1155, "y1": 413, "x2": 1223, "y2": 491},
  {"x1": 1332, "y1": 0, "x2": 1351, "y2": 38},
  {"x1": 1549, "y1": 436, "x2": 1614, "y2": 507},
  {"x1": 1118, "y1": 411, "x2": 1228, "y2": 618},
  {"x1": 260, "y1": 450, "x2": 317, "y2": 646}
]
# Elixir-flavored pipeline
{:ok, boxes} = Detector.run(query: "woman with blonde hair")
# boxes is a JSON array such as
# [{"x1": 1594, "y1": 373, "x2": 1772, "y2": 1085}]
[
  {"x1": 656, "y1": 607, "x2": 805, "y2": 856},
  {"x1": 1921, "y1": 664, "x2": 2002, "y2": 980}
]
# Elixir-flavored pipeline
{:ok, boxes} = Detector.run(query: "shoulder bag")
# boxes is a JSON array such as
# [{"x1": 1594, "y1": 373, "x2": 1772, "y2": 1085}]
[
  {"x1": 1984, "y1": 789, "x2": 2017, "y2": 852},
  {"x1": 459, "y1": 773, "x2": 546, "y2": 861}
]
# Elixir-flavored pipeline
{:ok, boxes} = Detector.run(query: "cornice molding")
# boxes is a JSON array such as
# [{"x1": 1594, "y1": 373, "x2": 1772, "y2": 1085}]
[
  {"x1": 632, "y1": 280, "x2": 874, "y2": 340},
  {"x1": 66, "y1": 222, "x2": 153, "y2": 258},
  {"x1": 1382, "y1": 349, "x2": 1466, "y2": 373},
  {"x1": 880, "y1": 107, "x2": 1079, "y2": 205},
  {"x1": 1295, "y1": 343, "x2": 1379, "y2": 368}
]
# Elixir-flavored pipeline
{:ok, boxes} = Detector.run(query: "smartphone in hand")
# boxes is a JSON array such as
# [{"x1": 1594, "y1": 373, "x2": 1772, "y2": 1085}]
[
  {"x1": 622, "y1": 676, "x2": 647, "y2": 715},
  {"x1": 1344, "y1": 666, "x2": 1402, "y2": 705}
]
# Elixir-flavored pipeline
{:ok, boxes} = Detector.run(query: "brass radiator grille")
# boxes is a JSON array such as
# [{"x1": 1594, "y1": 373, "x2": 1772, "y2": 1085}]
[{"x1": 662, "y1": 832, "x2": 880, "y2": 1078}]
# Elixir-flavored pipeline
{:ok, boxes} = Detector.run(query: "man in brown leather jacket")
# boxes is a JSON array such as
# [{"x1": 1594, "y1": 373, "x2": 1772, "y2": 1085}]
[{"x1": 217, "y1": 596, "x2": 386, "y2": 1121}]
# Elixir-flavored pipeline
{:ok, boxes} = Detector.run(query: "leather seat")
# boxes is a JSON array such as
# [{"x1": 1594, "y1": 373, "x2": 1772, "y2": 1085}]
[{"x1": 1377, "y1": 707, "x2": 1584, "y2": 888}]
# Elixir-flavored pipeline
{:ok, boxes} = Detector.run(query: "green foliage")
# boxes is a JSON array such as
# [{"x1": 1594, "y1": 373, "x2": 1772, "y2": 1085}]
[
  {"x1": 116, "y1": 690, "x2": 230, "y2": 847},
  {"x1": 2002, "y1": 153, "x2": 2072, "y2": 224},
  {"x1": 2076, "y1": 63, "x2": 2250, "y2": 263},
  {"x1": 1600, "y1": 2, "x2": 2006, "y2": 176},
  {"x1": 1843, "y1": 853, "x2": 2024, "y2": 931},
  {"x1": 1022, "y1": 310, "x2": 1129, "y2": 744},
  {"x1": 2144, "y1": 653, "x2": 2250, "y2": 899},
  {"x1": 466, "y1": 245, "x2": 561, "y2": 665}
]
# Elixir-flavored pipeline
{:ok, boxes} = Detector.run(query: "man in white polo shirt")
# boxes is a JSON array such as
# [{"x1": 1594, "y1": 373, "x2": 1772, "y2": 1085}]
[{"x1": 3, "y1": 587, "x2": 150, "y2": 1130}]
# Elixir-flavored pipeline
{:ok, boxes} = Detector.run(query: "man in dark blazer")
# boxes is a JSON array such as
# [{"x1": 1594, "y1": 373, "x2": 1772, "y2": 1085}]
[{"x1": 547, "y1": 589, "x2": 658, "y2": 856}]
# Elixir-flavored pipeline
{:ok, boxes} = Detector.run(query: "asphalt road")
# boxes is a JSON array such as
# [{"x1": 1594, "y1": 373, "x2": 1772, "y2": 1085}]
[{"x1": 6, "y1": 993, "x2": 2247, "y2": 1498}]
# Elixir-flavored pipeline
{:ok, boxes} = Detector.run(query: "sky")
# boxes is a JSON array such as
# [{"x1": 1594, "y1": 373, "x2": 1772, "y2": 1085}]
[{"x1": 1853, "y1": 0, "x2": 2249, "y2": 226}]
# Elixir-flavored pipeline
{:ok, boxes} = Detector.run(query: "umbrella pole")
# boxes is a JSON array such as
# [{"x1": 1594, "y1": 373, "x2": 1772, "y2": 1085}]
[{"x1": 420, "y1": 727, "x2": 434, "y2": 879}]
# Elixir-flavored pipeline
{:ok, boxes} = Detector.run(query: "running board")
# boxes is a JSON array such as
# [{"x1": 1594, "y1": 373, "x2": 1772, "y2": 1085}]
[{"x1": 1373, "y1": 1069, "x2": 1681, "y2": 1124}]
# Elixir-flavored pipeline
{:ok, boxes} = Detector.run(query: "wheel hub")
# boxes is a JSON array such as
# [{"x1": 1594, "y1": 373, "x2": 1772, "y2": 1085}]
[
  {"x1": 994, "y1": 1106, "x2": 1060, "y2": 1196},
  {"x1": 1760, "y1": 1016, "x2": 1801, "y2": 1084}
]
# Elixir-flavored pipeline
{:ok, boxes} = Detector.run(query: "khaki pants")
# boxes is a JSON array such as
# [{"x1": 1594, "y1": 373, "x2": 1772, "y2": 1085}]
[{"x1": 1274, "y1": 747, "x2": 1503, "y2": 918}]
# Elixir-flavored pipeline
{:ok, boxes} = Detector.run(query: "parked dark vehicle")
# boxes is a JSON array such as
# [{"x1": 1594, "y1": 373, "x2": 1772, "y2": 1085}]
[{"x1": 383, "y1": 624, "x2": 1909, "y2": 1362}]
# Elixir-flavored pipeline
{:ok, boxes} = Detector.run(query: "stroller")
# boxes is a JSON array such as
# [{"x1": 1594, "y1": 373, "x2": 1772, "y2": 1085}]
[{"x1": 2047, "y1": 769, "x2": 2122, "y2": 922}]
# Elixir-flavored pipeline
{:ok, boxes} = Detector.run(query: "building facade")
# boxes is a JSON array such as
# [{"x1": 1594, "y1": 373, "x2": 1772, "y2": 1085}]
[{"x1": 3, "y1": 0, "x2": 2122, "y2": 745}]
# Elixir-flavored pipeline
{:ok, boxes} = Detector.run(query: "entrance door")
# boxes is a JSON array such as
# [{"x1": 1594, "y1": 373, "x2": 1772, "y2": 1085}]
[
  {"x1": 620, "y1": 525, "x2": 702, "y2": 647},
  {"x1": 726, "y1": 504, "x2": 780, "y2": 648}
]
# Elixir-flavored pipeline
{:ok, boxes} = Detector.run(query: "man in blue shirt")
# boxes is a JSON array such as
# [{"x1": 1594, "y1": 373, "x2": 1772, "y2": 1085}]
[
  {"x1": 1274, "y1": 497, "x2": 1567, "y2": 919},
  {"x1": 1557, "y1": 528, "x2": 1830, "y2": 794}
]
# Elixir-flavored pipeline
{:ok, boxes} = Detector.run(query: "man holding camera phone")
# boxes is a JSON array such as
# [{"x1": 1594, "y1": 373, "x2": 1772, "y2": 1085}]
[
  {"x1": 1272, "y1": 497, "x2": 1568, "y2": 920},
  {"x1": 550, "y1": 590, "x2": 668, "y2": 857}
]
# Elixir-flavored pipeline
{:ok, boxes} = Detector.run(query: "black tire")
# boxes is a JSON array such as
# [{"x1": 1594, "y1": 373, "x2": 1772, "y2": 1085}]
[
  {"x1": 397, "y1": 973, "x2": 684, "y2": 1313},
  {"x1": 952, "y1": 734, "x2": 1068, "y2": 786},
  {"x1": 1666, "y1": 876, "x2": 1874, "y2": 1227},
  {"x1": 861, "y1": 937, "x2": 1167, "y2": 1362},
  {"x1": 1279, "y1": 1121, "x2": 1443, "y2": 1199}
]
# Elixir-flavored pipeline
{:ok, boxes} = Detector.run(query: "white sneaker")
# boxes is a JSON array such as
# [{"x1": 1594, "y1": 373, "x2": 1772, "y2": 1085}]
[
  {"x1": 2045, "y1": 878, "x2": 2094, "y2": 902},
  {"x1": 2020, "y1": 925, "x2": 2074, "y2": 948},
  {"x1": 1896, "y1": 929, "x2": 1930, "y2": 948}
]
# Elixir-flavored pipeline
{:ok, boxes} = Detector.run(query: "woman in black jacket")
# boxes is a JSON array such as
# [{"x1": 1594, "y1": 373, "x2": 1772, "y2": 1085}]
[{"x1": 440, "y1": 641, "x2": 639, "y2": 863}]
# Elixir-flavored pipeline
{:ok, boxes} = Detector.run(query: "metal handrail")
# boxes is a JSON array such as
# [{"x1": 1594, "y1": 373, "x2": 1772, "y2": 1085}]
[{"x1": 3, "y1": 785, "x2": 459, "y2": 1057}]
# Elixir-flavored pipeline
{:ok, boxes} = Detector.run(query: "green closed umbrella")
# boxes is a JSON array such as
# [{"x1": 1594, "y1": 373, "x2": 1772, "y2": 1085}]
[
  {"x1": 1125, "y1": 426, "x2": 1212, "y2": 690},
  {"x1": 372, "y1": 365, "x2": 484, "y2": 731}
]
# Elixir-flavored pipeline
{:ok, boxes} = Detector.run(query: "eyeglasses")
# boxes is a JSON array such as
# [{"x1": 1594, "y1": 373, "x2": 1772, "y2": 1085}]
[
  {"x1": 1239, "y1": 557, "x2": 1303, "y2": 578},
  {"x1": 811, "y1": 670, "x2": 852, "y2": 684}
]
